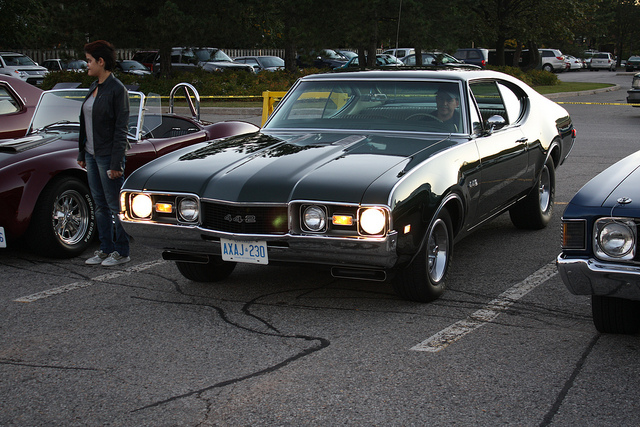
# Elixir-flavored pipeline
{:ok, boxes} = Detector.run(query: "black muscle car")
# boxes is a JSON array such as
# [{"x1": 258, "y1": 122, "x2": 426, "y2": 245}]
[
  {"x1": 557, "y1": 150, "x2": 640, "y2": 334},
  {"x1": 120, "y1": 69, "x2": 575, "y2": 302}
]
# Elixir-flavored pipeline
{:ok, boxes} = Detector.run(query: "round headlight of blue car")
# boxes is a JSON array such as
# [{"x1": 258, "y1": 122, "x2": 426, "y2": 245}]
[{"x1": 595, "y1": 218, "x2": 636, "y2": 259}]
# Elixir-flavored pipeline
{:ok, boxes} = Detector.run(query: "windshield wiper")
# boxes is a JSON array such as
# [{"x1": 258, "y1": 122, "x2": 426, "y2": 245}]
[{"x1": 34, "y1": 120, "x2": 78, "y2": 133}]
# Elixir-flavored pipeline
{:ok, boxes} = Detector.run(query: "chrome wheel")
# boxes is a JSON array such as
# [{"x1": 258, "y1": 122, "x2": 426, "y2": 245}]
[
  {"x1": 538, "y1": 164, "x2": 551, "y2": 212},
  {"x1": 427, "y1": 218, "x2": 450, "y2": 283},
  {"x1": 52, "y1": 188, "x2": 90, "y2": 246}
]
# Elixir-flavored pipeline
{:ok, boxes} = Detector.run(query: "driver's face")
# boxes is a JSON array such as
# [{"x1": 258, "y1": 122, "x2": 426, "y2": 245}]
[{"x1": 436, "y1": 94, "x2": 459, "y2": 121}]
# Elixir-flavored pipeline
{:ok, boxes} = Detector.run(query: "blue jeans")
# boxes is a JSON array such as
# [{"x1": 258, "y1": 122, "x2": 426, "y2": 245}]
[{"x1": 85, "y1": 153, "x2": 129, "y2": 257}]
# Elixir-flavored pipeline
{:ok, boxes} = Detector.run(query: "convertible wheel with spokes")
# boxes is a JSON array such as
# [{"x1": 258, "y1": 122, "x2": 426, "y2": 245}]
[{"x1": 26, "y1": 177, "x2": 96, "y2": 258}]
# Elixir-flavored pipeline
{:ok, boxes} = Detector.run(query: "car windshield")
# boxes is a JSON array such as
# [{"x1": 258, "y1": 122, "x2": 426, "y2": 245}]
[
  {"x1": 2, "y1": 54, "x2": 37, "y2": 66},
  {"x1": 121, "y1": 60, "x2": 147, "y2": 70},
  {"x1": 195, "y1": 48, "x2": 233, "y2": 62},
  {"x1": 29, "y1": 89, "x2": 152, "y2": 138},
  {"x1": 264, "y1": 79, "x2": 465, "y2": 134}
]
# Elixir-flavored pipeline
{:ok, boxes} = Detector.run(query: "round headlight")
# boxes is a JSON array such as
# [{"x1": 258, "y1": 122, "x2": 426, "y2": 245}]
[
  {"x1": 131, "y1": 194, "x2": 153, "y2": 219},
  {"x1": 598, "y1": 221, "x2": 634, "y2": 257},
  {"x1": 303, "y1": 206, "x2": 326, "y2": 232},
  {"x1": 360, "y1": 208, "x2": 386, "y2": 235},
  {"x1": 178, "y1": 198, "x2": 199, "y2": 222}
]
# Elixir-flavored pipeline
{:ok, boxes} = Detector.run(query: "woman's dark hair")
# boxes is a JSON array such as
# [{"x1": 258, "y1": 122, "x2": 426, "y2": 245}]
[{"x1": 84, "y1": 40, "x2": 117, "y2": 71}]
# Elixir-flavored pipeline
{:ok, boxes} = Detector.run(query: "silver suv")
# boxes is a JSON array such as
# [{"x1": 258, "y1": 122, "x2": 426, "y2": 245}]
[
  {"x1": 590, "y1": 52, "x2": 616, "y2": 71},
  {"x1": 538, "y1": 49, "x2": 566, "y2": 73},
  {"x1": 0, "y1": 52, "x2": 48, "y2": 86}
]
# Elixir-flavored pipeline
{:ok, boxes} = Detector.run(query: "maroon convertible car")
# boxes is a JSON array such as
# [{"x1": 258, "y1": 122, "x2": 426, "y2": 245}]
[
  {"x1": 0, "y1": 74, "x2": 43, "y2": 139},
  {"x1": 0, "y1": 83, "x2": 259, "y2": 257}
]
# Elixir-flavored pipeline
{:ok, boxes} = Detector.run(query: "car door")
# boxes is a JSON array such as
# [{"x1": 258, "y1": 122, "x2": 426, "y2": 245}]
[{"x1": 470, "y1": 80, "x2": 530, "y2": 221}]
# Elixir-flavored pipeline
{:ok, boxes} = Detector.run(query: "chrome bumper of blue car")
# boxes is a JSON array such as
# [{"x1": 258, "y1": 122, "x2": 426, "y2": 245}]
[
  {"x1": 123, "y1": 220, "x2": 399, "y2": 269},
  {"x1": 556, "y1": 254, "x2": 640, "y2": 301}
]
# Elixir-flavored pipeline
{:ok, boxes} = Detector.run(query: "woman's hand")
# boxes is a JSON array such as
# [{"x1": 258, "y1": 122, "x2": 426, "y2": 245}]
[{"x1": 107, "y1": 170, "x2": 123, "y2": 180}]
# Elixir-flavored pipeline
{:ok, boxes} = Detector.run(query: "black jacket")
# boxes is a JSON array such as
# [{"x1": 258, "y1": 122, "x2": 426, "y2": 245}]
[{"x1": 78, "y1": 73, "x2": 130, "y2": 171}]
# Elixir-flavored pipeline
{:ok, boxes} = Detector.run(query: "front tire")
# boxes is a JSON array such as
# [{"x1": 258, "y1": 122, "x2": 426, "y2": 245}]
[
  {"x1": 509, "y1": 157, "x2": 555, "y2": 230},
  {"x1": 592, "y1": 295, "x2": 640, "y2": 334},
  {"x1": 394, "y1": 209, "x2": 453, "y2": 302},
  {"x1": 26, "y1": 177, "x2": 96, "y2": 258},
  {"x1": 175, "y1": 256, "x2": 236, "y2": 282}
]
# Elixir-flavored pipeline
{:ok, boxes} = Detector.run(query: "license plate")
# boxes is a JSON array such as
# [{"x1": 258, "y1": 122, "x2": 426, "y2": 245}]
[
  {"x1": 0, "y1": 227, "x2": 6, "y2": 248},
  {"x1": 220, "y1": 238, "x2": 268, "y2": 264}
]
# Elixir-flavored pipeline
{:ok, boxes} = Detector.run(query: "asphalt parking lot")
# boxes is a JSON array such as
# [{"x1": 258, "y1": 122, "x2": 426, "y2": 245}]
[{"x1": 2, "y1": 70, "x2": 640, "y2": 426}]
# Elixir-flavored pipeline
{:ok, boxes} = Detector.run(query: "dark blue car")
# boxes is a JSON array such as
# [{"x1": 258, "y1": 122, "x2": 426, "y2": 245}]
[{"x1": 557, "y1": 150, "x2": 640, "y2": 334}]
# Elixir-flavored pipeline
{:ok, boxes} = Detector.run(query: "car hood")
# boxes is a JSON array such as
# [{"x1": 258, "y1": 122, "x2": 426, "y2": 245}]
[
  {"x1": 569, "y1": 150, "x2": 640, "y2": 209},
  {"x1": 124, "y1": 131, "x2": 456, "y2": 204},
  {"x1": 0, "y1": 132, "x2": 77, "y2": 168}
]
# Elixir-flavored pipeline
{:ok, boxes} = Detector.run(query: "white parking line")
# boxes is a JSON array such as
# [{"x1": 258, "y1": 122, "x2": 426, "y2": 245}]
[
  {"x1": 411, "y1": 261, "x2": 558, "y2": 353},
  {"x1": 13, "y1": 259, "x2": 167, "y2": 303}
]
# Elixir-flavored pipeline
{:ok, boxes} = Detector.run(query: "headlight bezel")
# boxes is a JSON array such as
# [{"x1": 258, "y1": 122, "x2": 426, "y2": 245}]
[
  {"x1": 178, "y1": 197, "x2": 200, "y2": 223},
  {"x1": 301, "y1": 205, "x2": 327, "y2": 233},
  {"x1": 594, "y1": 217, "x2": 637, "y2": 261},
  {"x1": 123, "y1": 191, "x2": 201, "y2": 224},
  {"x1": 358, "y1": 207, "x2": 388, "y2": 236}
]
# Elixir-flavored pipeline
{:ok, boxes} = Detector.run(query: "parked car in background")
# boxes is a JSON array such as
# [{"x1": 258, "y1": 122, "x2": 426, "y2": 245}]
[
  {"x1": 626, "y1": 56, "x2": 640, "y2": 72},
  {"x1": 626, "y1": 72, "x2": 640, "y2": 105},
  {"x1": 453, "y1": 48, "x2": 489, "y2": 68},
  {"x1": 116, "y1": 59, "x2": 152, "y2": 76},
  {"x1": 590, "y1": 52, "x2": 616, "y2": 71},
  {"x1": 0, "y1": 75, "x2": 43, "y2": 139},
  {"x1": 0, "y1": 52, "x2": 48, "y2": 86},
  {"x1": 382, "y1": 48, "x2": 415, "y2": 59},
  {"x1": 297, "y1": 49, "x2": 349, "y2": 69},
  {"x1": 565, "y1": 55, "x2": 584, "y2": 71},
  {"x1": 400, "y1": 52, "x2": 477, "y2": 68},
  {"x1": 233, "y1": 55, "x2": 284, "y2": 72},
  {"x1": 0, "y1": 83, "x2": 259, "y2": 257},
  {"x1": 538, "y1": 48, "x2": 567, "y2": 73},
  {"x1": 338, "y1": 54, "x2": 403, "y2": 69},
  {"x1": 192, "y1": 48, "x2": 255, "y2": 73},
  {"x1": 131, "y1": 50, "x2": 159, "y2": 73},
  {"x1": 42, "y1": 59, "x2": 87, "y2": 72},
  {"x1": 557, "y1": 150, "x2": 640, "y2": 334},
  {"x1": 120, "y1": 69, "x2": 575, "y2": 303},
  {"x1": 335, "y1": 50, "x2": 358, "y2": 60}
]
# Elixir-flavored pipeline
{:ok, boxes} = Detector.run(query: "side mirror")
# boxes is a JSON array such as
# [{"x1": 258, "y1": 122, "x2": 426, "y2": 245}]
[{"x1": 486, "y1": 115, "x2": 507, "y2": 132}]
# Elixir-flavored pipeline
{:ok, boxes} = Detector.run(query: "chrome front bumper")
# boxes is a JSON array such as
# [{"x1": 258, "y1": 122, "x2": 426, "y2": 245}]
[
  {"x1": 556, "y1": 254, "x2": 640, "y2": 301},
  {"x1": 123, "y1": 220, "x2": 399, "y2": 269},
  {"x1": 627, "y1": 89, "x2": 640, "y2": 105}
]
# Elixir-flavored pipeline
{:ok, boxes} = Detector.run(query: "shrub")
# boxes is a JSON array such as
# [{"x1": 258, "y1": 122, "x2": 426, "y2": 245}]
[
  {"x1": 487, "y1": 65, "x2": 559, "y2": 86},
  {"x1": 42, "y1": 67, "x2": 319, "y2": 98}
]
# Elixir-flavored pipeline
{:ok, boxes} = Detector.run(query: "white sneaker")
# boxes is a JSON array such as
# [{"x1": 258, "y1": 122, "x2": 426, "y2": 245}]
[
  {"x1": 86, "y1": 250, "x2": 109, "y2": 265},
  {"x1": 101, "y1": 251, "x2": 131, "y2": 267}
]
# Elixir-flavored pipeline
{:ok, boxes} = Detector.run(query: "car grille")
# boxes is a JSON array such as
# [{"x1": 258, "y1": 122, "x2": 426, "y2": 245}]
[{"x1": 201, "y1": 201, "x2": 289, "y2": 235}]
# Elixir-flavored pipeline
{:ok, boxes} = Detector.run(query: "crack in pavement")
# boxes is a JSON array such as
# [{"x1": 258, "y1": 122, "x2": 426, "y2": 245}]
[{"x1": 130, "y1": 292, "x2": 330, "y2": 412}]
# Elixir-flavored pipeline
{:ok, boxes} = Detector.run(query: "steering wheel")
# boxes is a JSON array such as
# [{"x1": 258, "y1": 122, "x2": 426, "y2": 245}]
[{"x1": 405, "y1": 113, "x2": 443, "y2": 123}]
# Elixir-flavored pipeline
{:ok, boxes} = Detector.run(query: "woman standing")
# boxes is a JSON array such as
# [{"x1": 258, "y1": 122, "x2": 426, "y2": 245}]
[{"x1": 77, "y1": 40, "x2": 131, "y2": 266}]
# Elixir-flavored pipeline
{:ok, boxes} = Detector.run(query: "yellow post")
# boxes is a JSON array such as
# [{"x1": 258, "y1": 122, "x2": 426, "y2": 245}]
[{"x1": 262, "y1": 91, "x2": 288, "y2": 126}]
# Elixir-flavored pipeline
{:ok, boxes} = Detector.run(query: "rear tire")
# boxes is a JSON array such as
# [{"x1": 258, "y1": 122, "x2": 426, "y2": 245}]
[
  {"x1": 175, "y1": 256, "x2": 236, "y2": 282},
  {"x1": 592, "y1": 295, "x2": 640, "y2": 334},
  {"x1": 393, "y1": 209, "x2": 453, "y2": 302},
  {"x1": 509, "y1": 158, "x2": 555, "y2": 230}
]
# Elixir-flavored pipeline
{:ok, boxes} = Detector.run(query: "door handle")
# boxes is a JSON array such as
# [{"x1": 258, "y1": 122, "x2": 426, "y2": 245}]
[{"x1": 516, "y1": 137, "x2": 528, "y2": 144}]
